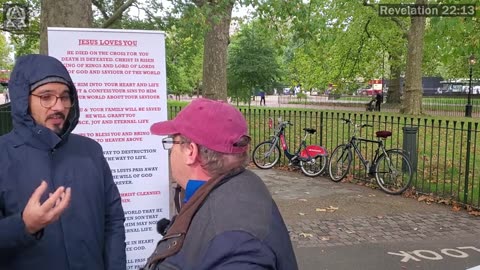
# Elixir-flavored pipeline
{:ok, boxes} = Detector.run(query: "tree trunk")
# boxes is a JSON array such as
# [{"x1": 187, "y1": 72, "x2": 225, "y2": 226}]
[
  {"x1": 40, "y1": 0, "x2": 93, "y2": 54},
  {"x1": 200, "y1": 1, "x2": 235, "y2": 101},
  {"x1": 401, "y1": 0, "x2": 426, "y2": 115},
  {"x1": 387, "y1": 56, "x2": 402, "y2": 104}
]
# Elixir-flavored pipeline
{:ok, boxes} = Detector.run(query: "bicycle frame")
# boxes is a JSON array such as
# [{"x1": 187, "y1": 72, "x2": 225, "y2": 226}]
[
  {"x1": 268, "y1": 119, "x2": 327, "y2": 161},
  {"x1": 346, "y1": 136, "x2": 388, "y2": 173}
]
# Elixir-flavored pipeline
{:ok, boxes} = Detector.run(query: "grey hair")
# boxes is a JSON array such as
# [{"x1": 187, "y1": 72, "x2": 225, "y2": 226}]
[{"x1": 179, "y1": 135, "x2": 250, "y2": 178}]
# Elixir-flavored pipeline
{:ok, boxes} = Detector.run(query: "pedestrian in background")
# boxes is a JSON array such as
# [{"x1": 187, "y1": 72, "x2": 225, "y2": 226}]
[
  {"x1": 375, "y1": 92, "x2": 383, "y2": 111},
  {"x1": 143, "y1": 98, "x2": 298, "y2": 270},
  {"x1": 260, "y1": 90, "x2": 266, "y2": 106},
  {"x1": 0, "y1": 54, "x2": 126, "y2": 270}
]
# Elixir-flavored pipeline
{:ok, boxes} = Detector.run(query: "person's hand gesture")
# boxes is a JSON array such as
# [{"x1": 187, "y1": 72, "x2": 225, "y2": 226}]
[{"x1": 22, "y1": 181, "x2": 72, "y2": 234}]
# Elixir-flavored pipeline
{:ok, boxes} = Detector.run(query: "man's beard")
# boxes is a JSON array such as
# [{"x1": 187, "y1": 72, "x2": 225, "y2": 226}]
[{"x1": 46, "y1": 112, "x2": 66, "y2": 135}]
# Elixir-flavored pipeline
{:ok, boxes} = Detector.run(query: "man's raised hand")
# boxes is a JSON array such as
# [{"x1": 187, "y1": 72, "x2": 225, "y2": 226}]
[{"x1": 22, "y1": 181, "x2": 72, "y2": 234}]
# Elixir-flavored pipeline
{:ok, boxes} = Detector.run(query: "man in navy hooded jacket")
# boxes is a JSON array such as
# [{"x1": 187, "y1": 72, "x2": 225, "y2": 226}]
[{"x1": 0, "y1": 54, "x2": 126, "y2": 270}]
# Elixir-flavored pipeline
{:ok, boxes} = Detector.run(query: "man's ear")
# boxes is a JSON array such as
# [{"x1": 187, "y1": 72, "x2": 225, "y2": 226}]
[{"x1": 184, "y1": 142, "x2": 199, "y2": 165}]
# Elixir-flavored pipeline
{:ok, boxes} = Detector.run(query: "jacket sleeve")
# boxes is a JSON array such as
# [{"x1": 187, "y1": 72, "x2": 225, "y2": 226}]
[
  {"x1": 101, "y1": 157, "x2": 127, "y2": 270},
  {"x1": 196, "y1": 231, "x2": 277, "y2": 270},
  {"x1": 0, "y1": 211, "x2": 38, "y2": 250}
]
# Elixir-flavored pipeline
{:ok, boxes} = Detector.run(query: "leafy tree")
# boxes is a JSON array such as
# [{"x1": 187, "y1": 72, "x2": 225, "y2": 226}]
[
  {"x1": 0, "y1": 34, "x2": 13, "y2": 69},
  {"x1": 227, "y1": 20, "x2": 281, "y2": 103},
  {"x1": 131, "y1": 1, "x2": 204, "y2": 97},
  {"x1": 0, "y1": 0, "x2": 41, "y2": 56}
]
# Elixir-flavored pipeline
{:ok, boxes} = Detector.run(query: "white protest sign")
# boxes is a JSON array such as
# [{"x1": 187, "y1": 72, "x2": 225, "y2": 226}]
[{"x1": 48, "y1": 27, "x2": 169, "y2": 270}]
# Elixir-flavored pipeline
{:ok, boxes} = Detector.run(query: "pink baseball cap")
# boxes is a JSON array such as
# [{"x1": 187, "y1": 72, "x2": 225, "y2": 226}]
[{"x1": 150, "y1": 98, "x2": 250, "y2": 154}]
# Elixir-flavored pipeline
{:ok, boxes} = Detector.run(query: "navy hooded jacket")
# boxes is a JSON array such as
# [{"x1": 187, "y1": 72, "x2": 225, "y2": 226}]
[{"x1": 0, "y1": 54, "x2": 126, "y2": 270}]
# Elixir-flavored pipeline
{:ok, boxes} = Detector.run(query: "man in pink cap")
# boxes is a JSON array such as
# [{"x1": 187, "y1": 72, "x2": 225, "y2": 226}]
[{"x1": 143, "y1": 98, "x2": 297, "y2": 270}]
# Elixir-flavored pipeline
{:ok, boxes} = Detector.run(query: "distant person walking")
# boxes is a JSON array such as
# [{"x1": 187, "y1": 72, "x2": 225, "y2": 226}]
[
  {"x1": 260, "y1": 90, "x2": 266, "y2": 106},
  {"x1": 375, "y1": 93, "x2": 383, "y2": 112}
]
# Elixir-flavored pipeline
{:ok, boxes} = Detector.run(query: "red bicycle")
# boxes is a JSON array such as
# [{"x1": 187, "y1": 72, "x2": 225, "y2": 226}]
[{"x1": 252, "y1": 117, "x2": 328, "y2": 177}]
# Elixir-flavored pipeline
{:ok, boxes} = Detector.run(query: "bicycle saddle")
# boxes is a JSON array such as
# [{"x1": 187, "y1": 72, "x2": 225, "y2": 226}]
[
  {"x1": 304, "y1": 128, "x2": 316, "y2": 134},
  {"x1": 376, "y1": 131, "x2": 392, "y2": 138}
]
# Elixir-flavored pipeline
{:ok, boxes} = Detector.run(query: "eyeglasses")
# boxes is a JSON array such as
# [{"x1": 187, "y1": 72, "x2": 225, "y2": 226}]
[
  {"x1": 162, "y1": 137, "x2": 186, "y2": 150},
  {"x1": 31, "y1": 93, "x2": 73, "y2": 108}
]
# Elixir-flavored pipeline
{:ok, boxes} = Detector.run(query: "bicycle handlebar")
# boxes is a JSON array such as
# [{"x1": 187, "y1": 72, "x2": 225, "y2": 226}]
[
  {"x1": 341, "y1": 118, "x2": 351, "y2": 124},
  {"x1": 340, "y1": 119, "x2": 372, "y2": 129}
]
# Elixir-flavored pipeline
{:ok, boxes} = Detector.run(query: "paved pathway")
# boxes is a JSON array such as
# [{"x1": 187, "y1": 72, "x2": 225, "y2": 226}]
[{"x1": 250, "y1": 167, "x2": 480, "y2": 269}]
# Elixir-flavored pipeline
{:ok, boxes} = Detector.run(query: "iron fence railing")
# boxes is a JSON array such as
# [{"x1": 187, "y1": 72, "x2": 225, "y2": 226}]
[
  {"x1": 0, "y1": 103, "x2": 12, "y2": 135},
  {"x1": 170, "y1": 105, "x2": 480, "y2": 209},
  {"x1": 2, "y1": 103, "x2": 480, "y2": 209}
]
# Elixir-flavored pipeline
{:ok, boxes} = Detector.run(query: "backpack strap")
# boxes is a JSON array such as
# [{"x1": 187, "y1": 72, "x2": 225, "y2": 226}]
[{"x1": 143, "y1": 168, "x2": 245, "y2": 268}]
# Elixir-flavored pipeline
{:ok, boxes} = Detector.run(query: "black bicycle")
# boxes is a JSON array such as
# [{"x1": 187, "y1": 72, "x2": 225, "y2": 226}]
[{"x1": 328, "y1": 118, "x2": 413, "y2": 195}]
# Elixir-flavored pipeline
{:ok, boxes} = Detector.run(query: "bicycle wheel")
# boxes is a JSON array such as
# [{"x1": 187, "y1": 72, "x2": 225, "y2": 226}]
[
  {"x1": 252, "y1": 141, "x2": 281, "y2": 169},
  {"x1": 300, "y1": 155, "x2": 327, "y2": 177},
  {"x1": 374, "y1": 149, "x2": 413, "y2": 195},
  {"x1": 328, "y1": 144, "x2": 352, "y2": 182}
]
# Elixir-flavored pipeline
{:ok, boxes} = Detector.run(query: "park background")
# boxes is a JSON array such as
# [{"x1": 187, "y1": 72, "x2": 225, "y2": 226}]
[{"x1": 0, "y1": 0, "x2": 480, "y2": 210}]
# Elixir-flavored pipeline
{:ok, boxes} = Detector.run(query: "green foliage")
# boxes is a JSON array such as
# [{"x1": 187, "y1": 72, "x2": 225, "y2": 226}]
[
  {"x1": 424, "y1": 15, "x2": 480, "y2": 79},
  {"x1": 227, "y1": 19, "x2": 281, "y2": 103},
  {"x1": 0, "y1": 34, "x2": 12, "y2": 69},
  {"x1": 0, "y1": 0, "x2": 41, "y2": 56}
]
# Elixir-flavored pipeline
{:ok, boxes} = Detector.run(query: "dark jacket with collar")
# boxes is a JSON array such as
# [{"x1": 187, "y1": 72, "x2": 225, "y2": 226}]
[
  {"x1": 145, "y1": 169, "x2": 298, "y2": 270},
  {"x1": 0, "y1": 54, "x2": 126, "y2": 270}
]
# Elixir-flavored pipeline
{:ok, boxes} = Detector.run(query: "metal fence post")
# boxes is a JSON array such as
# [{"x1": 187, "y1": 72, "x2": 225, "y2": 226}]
[
  {"x1": 402, "y1": 126, "x2": 418, "y2": 171},
  {"x1": 464, "y1": 121, "x2": 472, "y2": 205}
]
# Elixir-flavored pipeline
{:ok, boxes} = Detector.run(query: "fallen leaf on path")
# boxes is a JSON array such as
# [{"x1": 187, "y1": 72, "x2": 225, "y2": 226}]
[
  {"x1": 468, "y1": 210, "x2": 480, "y2": 216},
  {"x1": 298, "y1": 212, "x2": 306, "y2": 216},
  {"x1": 316, "y1": 208, "x2": 327, "y2": 212},
  {"x1": 438, "y1": 199, "x2": 451, "y2": 205},
  {"x1": 327, "y1": 206, "x2": 339, "y2": 212},
  {"x1": 299, "y1": 233, "x2": 313, "y2": 238},
  {"x1": 417, "y1": 195, "x2": 435, "y2": 203},
  {"x1": 320, "y1": 237, "x2": 330, "y2": 241}
]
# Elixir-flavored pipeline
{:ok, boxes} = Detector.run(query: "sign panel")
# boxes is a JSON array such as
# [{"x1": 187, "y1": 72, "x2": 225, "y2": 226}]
[{"x1": 48, "y1": 27, "x2": 168, "y2": 270}]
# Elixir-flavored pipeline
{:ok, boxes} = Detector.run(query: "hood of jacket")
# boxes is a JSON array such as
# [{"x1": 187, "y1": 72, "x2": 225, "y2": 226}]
[{"x1": 9, "y1": 54, "x2": 80, "y2": 150}]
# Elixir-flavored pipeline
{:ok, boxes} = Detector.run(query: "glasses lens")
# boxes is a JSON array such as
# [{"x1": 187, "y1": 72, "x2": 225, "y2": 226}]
[
  {"x1": 162, "y1": 138, "x2": 173, "y2": 150},
  {"x1": 40, "y1": 95, "x2": 56, "y2": 107},
  {"x1": 60, "y1": 95, "x2": 73, "y2": 108},
  {"x1": 38, "y1": 94, "x2": 73, "y2": 108}
]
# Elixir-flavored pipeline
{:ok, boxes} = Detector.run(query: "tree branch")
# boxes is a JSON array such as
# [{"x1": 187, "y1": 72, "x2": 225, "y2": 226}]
[
  {"x1": 102, "y1": 0, "x2": 136, "y2": 28},
  {"x1": 0, "y1": 27, "x2": 40, "y2": 37},
  {"x1": 92, "y1": 0, "x2": 109, "y2": 20},
  {"x1": 363, "y1": 0, "x2": 407, "y2": 33},
  {"x1": 193, "y1": 0, "x2": 206, "y2": 8}
]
